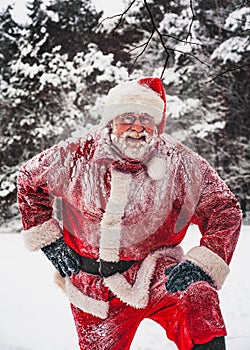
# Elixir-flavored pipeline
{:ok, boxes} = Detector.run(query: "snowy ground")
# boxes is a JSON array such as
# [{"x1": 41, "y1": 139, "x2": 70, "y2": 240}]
[{"x1": 0, "y1": 223, "x2": 249, "y2": 350}]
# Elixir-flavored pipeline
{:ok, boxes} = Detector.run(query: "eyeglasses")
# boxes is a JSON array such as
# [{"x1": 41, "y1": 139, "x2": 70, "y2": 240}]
[{"x1": 118, "y1": 114, "x2": 154, "y2": 126}]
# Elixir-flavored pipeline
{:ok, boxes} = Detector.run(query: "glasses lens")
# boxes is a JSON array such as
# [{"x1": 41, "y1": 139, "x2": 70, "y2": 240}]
[
  {"x1": 120, "y1": 115, "x2": 136, "y2": 124},
  {"x1": 139, "y1": 116, "x2": 153, "y2": 125}
]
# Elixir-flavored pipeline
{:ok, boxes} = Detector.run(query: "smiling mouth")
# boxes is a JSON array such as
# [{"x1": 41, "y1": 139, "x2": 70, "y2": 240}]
[{"x1": 126, "y1": 135, "x2": 146, "y2": 141}]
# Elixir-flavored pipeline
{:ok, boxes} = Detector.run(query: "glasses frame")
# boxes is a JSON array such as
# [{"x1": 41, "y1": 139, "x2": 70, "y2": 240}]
[{"x1": 117, "y1": 114, "x2": 154, "y2": 126}]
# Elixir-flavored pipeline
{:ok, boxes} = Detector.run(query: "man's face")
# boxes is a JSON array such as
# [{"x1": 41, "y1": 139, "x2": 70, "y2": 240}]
[{"x1": 110, "y1": 113, "x2": 157, "y2": 160}]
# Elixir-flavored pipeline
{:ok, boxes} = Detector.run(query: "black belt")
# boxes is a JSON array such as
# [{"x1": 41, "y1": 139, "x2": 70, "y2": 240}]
[{"x1": 79, "y1": 256, "x2": 135, "y2": 278}]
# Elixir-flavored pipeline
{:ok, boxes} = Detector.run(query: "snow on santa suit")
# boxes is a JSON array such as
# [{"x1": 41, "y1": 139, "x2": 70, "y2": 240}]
[{"x1": 17, "y1": 78, "x2": 242, "y2": 349}]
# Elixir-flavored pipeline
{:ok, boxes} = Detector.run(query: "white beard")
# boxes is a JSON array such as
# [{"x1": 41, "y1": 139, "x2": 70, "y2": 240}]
[{"x1": 110, "y1": 129, "x2": 157, "y2": 161}]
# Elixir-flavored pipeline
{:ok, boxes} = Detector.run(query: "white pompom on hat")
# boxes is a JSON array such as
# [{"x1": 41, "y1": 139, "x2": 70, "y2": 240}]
[{"x1": 103, "y1": 77, "x2": 167, "y2": 133}]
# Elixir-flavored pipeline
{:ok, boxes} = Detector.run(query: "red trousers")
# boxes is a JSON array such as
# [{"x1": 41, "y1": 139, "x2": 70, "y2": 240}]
[{"x1": 71, "y1": 259, "x2": 226, "y2": 350}]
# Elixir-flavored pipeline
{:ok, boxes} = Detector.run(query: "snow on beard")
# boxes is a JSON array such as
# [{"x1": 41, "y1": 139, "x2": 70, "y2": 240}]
[{"x1": 110, "y1": 124, "x2": 158, "y2": 161}]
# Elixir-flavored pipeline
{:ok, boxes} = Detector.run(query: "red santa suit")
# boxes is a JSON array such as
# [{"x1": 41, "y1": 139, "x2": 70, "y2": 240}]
[{"x1": 17, "y1": 78, "x2": 242, "y2": 350}]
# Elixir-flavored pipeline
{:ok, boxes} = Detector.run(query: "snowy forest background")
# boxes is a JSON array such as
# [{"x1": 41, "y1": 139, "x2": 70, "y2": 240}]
[{"x1": 0, "y1": 0, "x2": 249, "y2": 226}]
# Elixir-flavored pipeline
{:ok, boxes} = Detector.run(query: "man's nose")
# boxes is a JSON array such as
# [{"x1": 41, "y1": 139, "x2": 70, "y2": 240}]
[{"x1": 130, "y1": 122, "x2": 144, "y2": 133}]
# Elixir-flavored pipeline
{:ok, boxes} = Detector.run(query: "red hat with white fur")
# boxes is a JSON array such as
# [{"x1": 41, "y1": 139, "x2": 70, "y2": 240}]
[{"x1": 103, "y1": 77, "x2": 166, "y2": 133}]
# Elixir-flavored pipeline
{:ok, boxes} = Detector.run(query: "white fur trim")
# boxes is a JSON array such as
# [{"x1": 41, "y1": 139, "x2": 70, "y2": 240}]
[
  {"x1": 55, "y1": 273, "x2": 109, "y2": 319},
  {"x1": 21, "y1": 218, "x2": 63, "y2": 251},
  {"x1": 185, "y1": 246, "x2": 230, "y2": 290},
  {"x1": 99, "y1": 169, "x2": 132, "y2": 262},
  {"x1": 104, "y1": 246, "x2": 184, "y2": 309},
  {"x1": 147, "y1": 157, "x2": 167, "y2": 180},
  {"x1": 103, "y1": 81, "x2": 164, "y2": 125}
]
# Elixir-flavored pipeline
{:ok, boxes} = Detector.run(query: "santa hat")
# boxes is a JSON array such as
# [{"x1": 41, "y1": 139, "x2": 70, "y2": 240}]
[{"x1": 103, "y1": 77, "x2": 166, "y2": 133}]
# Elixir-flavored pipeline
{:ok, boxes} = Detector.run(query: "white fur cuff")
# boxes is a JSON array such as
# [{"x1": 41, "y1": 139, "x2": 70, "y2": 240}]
[
  {"x1": 21, "y1": 218, "x2": 63, "y2": 251},
  {"x1": 185, "y1": 246, "x2": 230, "y2": 289}
]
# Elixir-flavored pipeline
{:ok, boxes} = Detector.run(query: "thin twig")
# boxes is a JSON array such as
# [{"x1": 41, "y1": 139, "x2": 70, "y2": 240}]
[
  {"x1": 96, "y1": 0, "x2": 210, "y2": 77},
  {"x1": 95, "y1": 0, "x2": 137, "y2": 32},
  {"x1": 127, "y1": 33, "x2": 205, "y2": 54},
  {"x1": 161, "y1": 57, "x2": 170, "y2": 80},
  {"x1": 161, "y1": 33, "x2": 205, "y2": 47},
  {"x1": 186, "y1": 0, "x2": 195, "y2": 42},
  {"x1": 143, "y1": 0, "x2": 171, "y2": 77},
  {"x1": 169, "y1": 47, "x2": 210, "y2": 67},
  {"x1": 128, "y1": 28, "x2": 155, "y2": 74},
  {"x1": 144, "y1": 0, "x2": 209, "y2": 76},
  {"x1": 205, "y1": 64, "x2": 250, "y2": 83},
  {"x1": 128, "y1": 39, "x2": 155, "y2": 52}
]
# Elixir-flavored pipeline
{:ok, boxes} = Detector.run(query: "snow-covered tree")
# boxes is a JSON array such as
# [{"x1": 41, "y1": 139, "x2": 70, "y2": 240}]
[
  {"x1": 44, "y1": 0, "x2": 103, "y2": 58},
  {"x1": 0, "y1": 5, "x2": 21, "y2": 81},
  {"x1": 110, "y1": 0, "x2": 250, "y2": 218},
  {"x1": 0, "y1": 0, "x2": 132, "y2": 224},
  {"x1": 0, "y1": 0, "x2": 249, "y2": 223}
]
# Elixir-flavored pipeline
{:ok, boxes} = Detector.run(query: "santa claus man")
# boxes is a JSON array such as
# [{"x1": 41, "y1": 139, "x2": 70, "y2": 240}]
[{"x1": 17, "y1": 77, "x2": 242, "y2": 350}]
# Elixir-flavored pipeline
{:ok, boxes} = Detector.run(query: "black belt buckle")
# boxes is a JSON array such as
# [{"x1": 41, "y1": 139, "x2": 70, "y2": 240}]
[
  {"x1": 99, "y1": 260, "x2": 116, "y2": 278},
  {"x1": 79, "y1": 255, "x2": 135, "y2": 277},
  {"x1": 99, "y1": 259, "x2": 135, "y2": 278}
]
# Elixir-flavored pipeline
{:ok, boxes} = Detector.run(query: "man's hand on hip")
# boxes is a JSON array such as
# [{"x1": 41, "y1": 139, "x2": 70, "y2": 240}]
[
  {"x1": 165, "y1": 261, "x2": 214, "y2": 293},
  {"x1": 41, "y1": 237, "x2": 81, "y2": 277}
]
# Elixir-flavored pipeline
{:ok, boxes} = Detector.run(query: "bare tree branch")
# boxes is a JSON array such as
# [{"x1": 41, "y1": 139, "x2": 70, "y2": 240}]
[
  {"x1": 186, "y1": 0, "x2": 195, "y2": 42},
  {"x1": 143, "y1": 0, "x2": 171, "y2": 78},
  {"x1": 95, "y1": 0, "x2": 137, "y2": 32},
  {"x1": 96, "y1": 0, "x2": 210, "y2": 78},
  {"x1": 129, "y1": 34, "x2": 205, "y2": 51},
  {"x1": 161, "y1": 57, "x2": 170, "y2": 80},
  {"x1": 128, "y1": 28, "x2": 156, "y2": 74},
  {"x1": 206, "y1": 64, "x2": 250, "y2": 83},
  {"x1": 166, "y1": 47, "x2": 210, "y2": 67},
  {"x1": 161, "y1": 33, "x2": 205, "y2": 47},
  {"x1": 110, "y1": 0, "x2": 137, "y2": 33},
  {"x1": 143, "y1": 0, "x2": 209, "y2": 78}
]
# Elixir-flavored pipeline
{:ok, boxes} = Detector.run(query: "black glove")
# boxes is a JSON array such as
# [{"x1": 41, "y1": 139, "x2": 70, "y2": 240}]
[
  {"x1": 41, "y1": 237, "x2": 81, "y2": 277},
  {"x1": 165, "y1": 261, "x2": 213, "y2": 293}
]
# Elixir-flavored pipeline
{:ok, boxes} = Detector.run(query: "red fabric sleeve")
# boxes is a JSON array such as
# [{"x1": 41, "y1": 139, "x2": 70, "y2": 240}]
[
  {"x1": 17, "y1": 141, "x2": 73, "y2": 230},
  {"x1": 192, "y1": 164, "x2": 242, "y2": 265}
]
